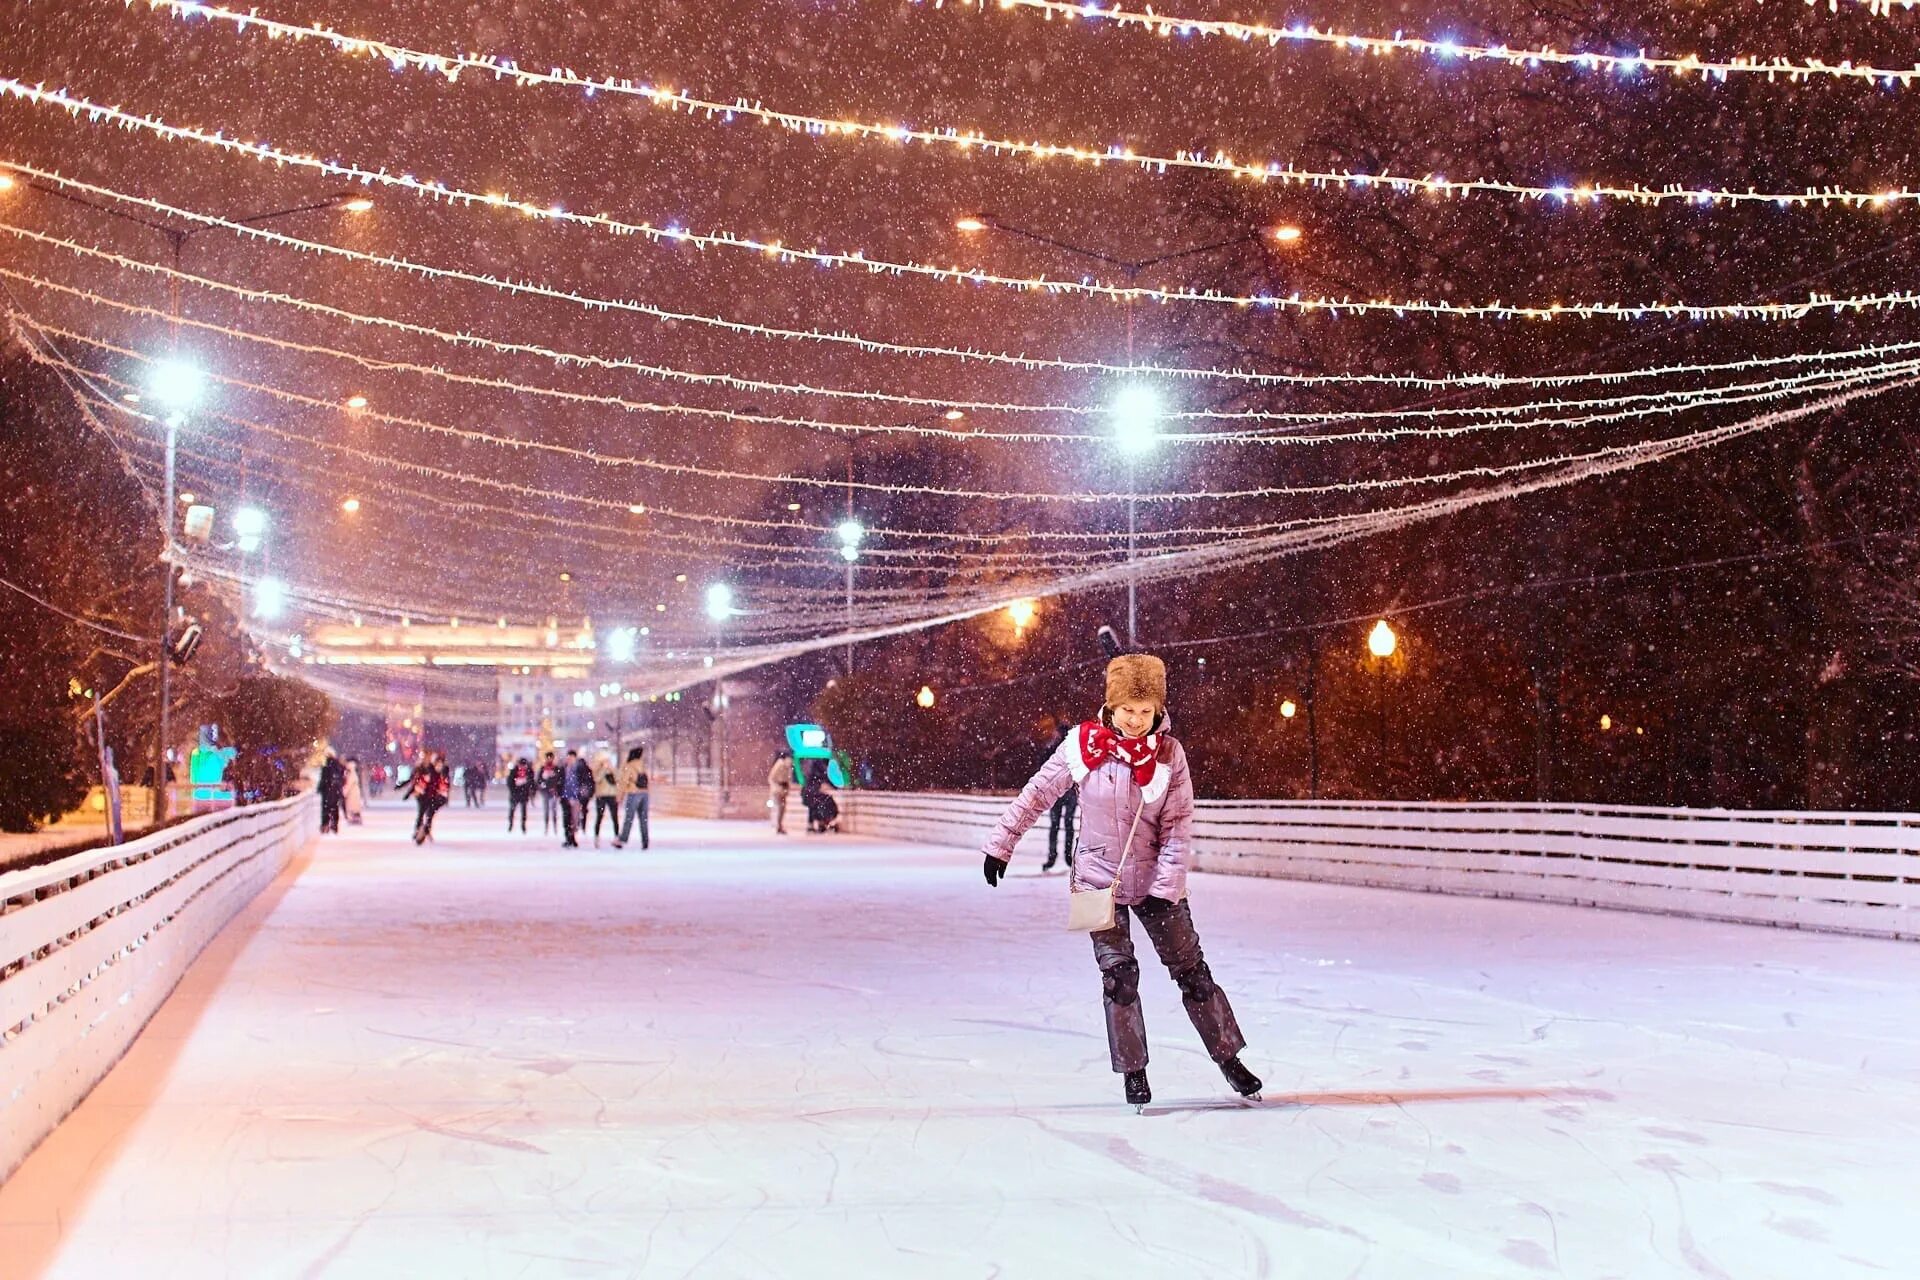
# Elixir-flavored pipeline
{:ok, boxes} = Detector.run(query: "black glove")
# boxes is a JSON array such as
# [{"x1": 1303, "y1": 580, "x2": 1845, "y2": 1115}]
[
  {"x1": 983, "y1": 855, "x2": 1006, "y2": 887},
  {"x1": 1133, "y1": 895, "x2": 1174, "y2": 919}
]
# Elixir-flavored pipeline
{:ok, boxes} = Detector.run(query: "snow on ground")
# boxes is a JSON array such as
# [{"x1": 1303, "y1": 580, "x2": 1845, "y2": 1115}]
[{"x1": 2, "y1": 799, "x2": 1917, "y2": 1278}]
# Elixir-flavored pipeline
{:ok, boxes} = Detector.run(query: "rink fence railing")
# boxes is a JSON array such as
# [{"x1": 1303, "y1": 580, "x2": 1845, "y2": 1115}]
[
  {"x1": 0, "y1": 793, "x2": 317, "y2": 1182},
  {"x1": 836, "y1": 792, "x2": 1920, "y2": 942}
]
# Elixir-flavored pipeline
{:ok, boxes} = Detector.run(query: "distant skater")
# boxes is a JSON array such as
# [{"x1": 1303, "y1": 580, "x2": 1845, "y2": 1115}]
[
  {"x1": 768, "y1": 749, "x2": 793, "y2": 834},
  {"x1": 537, "y1": 752, "x2": 562, "y2": 834},
  {"x1": 506, "y1": 756, "x2": 534, "y2": 832},
  {"x1": 613, "y1": 746, "x2": 650, "y2": 850},
  {"x1": 980, "y1": 654, "x2": 1261, "y2": 1111}
]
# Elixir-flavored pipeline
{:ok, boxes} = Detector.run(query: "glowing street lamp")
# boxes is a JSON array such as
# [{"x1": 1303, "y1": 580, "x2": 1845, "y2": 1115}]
[
  {"x1": 1110, "y1": 383, "x2": 1162, "y2": 457},
  {"x1": 954, "y1": 216, "x2": 989, "y2": 233},
  {"x1": 916, "y1": 685, "x2": 937, "y2": 709},
  {"x1": 1280, "y1": 699, "x2": 1298, "y2": 719},
  {"x1": 1006, "y1": 598, "x2": 1037, "y2": 633},
  {"x1": 605, "y1": 626, "x2": 640, "y2": 663},
  {"x1": 705, "y1": 582, "x2": 736, "y2": 622},
  {"x1": 1367, "y1": 619, "x2": 1398, "y2": 787},
  {"x1": 340, "y1": 497, "x2": 361, "y2": 514},
  {"x1": 1269, "y1": 224, "x2": 1304, "y2": 244},
  {"x1": 233, "y1": 505, "x2": 268, "y2": 554},
  {"x1": 147, "y1": 357, "x2": 207, "y2": 420}
]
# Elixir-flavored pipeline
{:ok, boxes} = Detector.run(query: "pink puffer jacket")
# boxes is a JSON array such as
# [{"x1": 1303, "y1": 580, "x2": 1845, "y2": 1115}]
[{"x1": 981, "y1": 731, "x2": 1195, "y2": 905}]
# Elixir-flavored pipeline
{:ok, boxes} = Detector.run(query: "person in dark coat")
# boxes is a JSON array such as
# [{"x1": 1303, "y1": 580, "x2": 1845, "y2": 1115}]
[
  {"x1": 800, "y1": 757, "x2": 839, "y2": 833},
  {"x1": 318, "y1": 752, "x2": 346, "y2": 834},
  {"x1": 1042, "y1": 718, "x2": 1077, "y2": 872},
  {"x1": 505, "y1": 756, "x2": 535, "y2": 832},
  {"x1": 559, "y1": 749, "x2": 594, "y2": 848}
]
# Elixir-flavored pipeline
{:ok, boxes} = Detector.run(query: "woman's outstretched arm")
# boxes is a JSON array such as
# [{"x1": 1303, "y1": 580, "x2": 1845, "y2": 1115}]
[{"x1": 980, "y1": 741, "x2": 1076, "y2": 867}]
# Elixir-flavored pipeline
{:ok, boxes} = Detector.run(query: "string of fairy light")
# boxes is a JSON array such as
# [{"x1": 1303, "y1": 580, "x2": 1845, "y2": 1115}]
[
  {"x1": 15, "y1": 217, "x2": 1920, "y2": 395},
  {"x1": 37, "y1": 320, "x2": 1919, "y2": 509},
  {"x1": 9, "y1": 0, "x2": 1920, "y2": 685},
  {"x1": 17, "y1": 269, "x2": 1917, "y2": 448},
  {"x1": 928, "y1": 0, "x2": 1920, "y2": 86},
  {"x1": 11, "y1": 88, "x2": 1920, "y2": 318},
  {"x1": 123, "y1": 379, "x2": 1892, "y2": 647},
  {"x1": 100, "y1": 2, "x2": 1920, "y2": 210}
]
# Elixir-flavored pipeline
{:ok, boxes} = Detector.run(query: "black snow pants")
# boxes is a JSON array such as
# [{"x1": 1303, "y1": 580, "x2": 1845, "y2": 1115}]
[{"x1": 1090, "y1": 899, "x2": 1246, "y2": 1073}]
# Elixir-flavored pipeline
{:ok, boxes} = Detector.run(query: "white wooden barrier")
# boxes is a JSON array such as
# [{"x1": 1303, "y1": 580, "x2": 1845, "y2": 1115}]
[
  {"x1": 838, "y1": 792, "x2": 1920, "y2": 942},
  {"x1": 0, "y1": 794, "x2": 317, "y2": 1181}
]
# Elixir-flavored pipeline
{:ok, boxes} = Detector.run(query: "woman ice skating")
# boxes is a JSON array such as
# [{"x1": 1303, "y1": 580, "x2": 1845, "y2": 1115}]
[
  {"x1": 342, "y1": 758, "x2": 366, "y2": 826},
  {"x1": 592, "y1": 752, "x2": 620, "y2": 847},
  {"x1": 980, "y1": 654, "x2": 1261, "y2": 1111}
]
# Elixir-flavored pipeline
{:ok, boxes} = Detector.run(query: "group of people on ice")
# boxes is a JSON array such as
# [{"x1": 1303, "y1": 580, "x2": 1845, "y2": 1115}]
[
  {"x1": 767, "y1": 752, "x2": 839, "y2": 834},
  {"x1": 503, "y1": 746, "x2": 651, "y2": 849},
  {"x1": 315, "y1": 752, "x2": 366, "y2": 834}
]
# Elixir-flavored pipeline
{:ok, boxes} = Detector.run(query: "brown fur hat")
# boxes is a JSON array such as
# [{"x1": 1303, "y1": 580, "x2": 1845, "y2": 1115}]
[{"x1": 1104, "y1": 654, "x2": 1167, "y2": 711}]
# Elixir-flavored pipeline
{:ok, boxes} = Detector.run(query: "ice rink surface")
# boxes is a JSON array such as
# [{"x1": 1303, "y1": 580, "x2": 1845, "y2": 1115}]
[{"x1": 3, "y1": 800, "x2": 1918, "y2": 1278}]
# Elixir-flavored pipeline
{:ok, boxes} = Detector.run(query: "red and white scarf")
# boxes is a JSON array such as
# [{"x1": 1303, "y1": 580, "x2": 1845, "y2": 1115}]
[{"x1": 1068, "y1": 720, "x2": 1170, "y2": 803}]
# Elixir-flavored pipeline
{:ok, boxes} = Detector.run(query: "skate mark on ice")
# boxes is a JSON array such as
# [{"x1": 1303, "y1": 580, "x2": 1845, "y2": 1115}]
[
  {"x1": 1501, "y1": 1238, "x2": 1556, "y2": 1271},
  {"x1": 1764, "y1": 1215, "x2": 1830, "y2": 1243},
  {"x1": 1642, "y1": 1126, "x2": 1710, "y2": 1146},
  {"x1": 872, "y1": 1036, "x2": 972, "y2": 1065},
  {"x1": 1032, "y1": 1122, "x2": 1368, "y2": 1240},
  {"x1": 1478, "y1": 1053, "x2": 1529, "y2": 1066},
  {"x1": 1419, "y1": 1171, "x2": 1463, "y2": 1194},
  {"x1": 955, "y1": 1017, "x2": 1101, "y2": 1041},
  {"x1": 410, "y1": 1118, "x2": 548, "y2": 1155},
  {"x1": 1397, "y1": 1041, "x2": 1431, "y2": 1052},
  {"x1": 1756, "y1": 1181, "x2": 1840, "y2": 1206}
]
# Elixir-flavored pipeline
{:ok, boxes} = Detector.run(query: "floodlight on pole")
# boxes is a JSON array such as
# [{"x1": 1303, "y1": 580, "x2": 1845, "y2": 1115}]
[
  {"x1": 705, "y1": 582, "x2": 735, "y2": 622},
  {"x1": 836, "y1": 518, "x2": 865, "y2": 548},
  {"x1": 253, "y1": 575, "x2": 287, "y2": 620},
  {"x1": 1368, "y1": 619, "x2": 1399, "y2": 658}
]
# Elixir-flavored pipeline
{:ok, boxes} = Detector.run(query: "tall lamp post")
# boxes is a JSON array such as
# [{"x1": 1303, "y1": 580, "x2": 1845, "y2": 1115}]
[
  {"x1": 8, "y1": 176, "x2": 372, "y2": 822},
  {"x1": 148, "y1": 358, "x2": 207, "y2": 820},
  {"x1": 1109, "y1": 385, "x2": 1161, "y2": 648},
  {"x1": 705, "y1": 582, "x2": 734, "y2": 791},
  {"x1": 958, "y1": 215, "x2": 1300, "y2": 651},
  {"x1": 836, "y1": 519, "x2": 863, "y2": 674},
  {"x1": 1367, "y1": 619, "x2": 1398, "y2": 793}
]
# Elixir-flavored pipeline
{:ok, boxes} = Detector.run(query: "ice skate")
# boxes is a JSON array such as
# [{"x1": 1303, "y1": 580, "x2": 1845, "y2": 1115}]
[
  {"x1": 1124, "y1": 1068, "x2": 1151, "y2": 1113},
  {"x1": 1220, "y1": 1056, "x2": 1262, "y2": 1101}
]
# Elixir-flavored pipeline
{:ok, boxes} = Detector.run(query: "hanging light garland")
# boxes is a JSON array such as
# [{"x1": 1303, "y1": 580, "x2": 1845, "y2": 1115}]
[
  {"x1": 5, "y1": 148, "x2": 1919, "y2": 324},
  {"x1": 18, "y1": 267, "x2": 1910, "y2": 445},
  {"x1": 15, "y1": 219, "x2": 1920, "y2": 393},
  {"x1": 39, "y1": 318, "x2": 1916, "y2": 506},
  {"x1": 925, "y1": 0, "x2": 1920, "y2": 89},
  {"x1": 116, "y1": 3, "x2": 1920, "y2": 210}
]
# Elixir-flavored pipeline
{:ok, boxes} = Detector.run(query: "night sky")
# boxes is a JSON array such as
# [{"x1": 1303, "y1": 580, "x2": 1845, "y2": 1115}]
[{"x1": 4, "y1": 0, "x2": 1918, "y2": 702}]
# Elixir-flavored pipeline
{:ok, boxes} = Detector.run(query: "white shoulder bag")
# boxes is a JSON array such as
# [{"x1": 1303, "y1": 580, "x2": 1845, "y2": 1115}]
[{"x1": 1066, "y1": 797, "x2": 1145, "y2": 933}]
